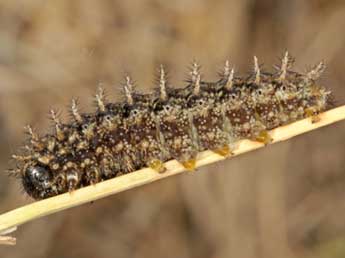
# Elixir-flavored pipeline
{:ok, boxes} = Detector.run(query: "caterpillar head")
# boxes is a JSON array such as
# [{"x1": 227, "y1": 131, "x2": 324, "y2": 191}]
[{"x1": 22, "y1": 164, "x2": 56, "y2": 199}]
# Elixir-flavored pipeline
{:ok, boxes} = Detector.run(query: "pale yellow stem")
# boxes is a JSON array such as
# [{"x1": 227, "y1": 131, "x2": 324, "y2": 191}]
[{"x1": 0, "y1": 105, "x2": 344, "y2": 245}]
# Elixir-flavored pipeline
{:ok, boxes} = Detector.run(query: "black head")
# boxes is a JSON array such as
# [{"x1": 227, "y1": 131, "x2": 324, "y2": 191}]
[{"x1": 22, "y1": 166, "x2": 55, "y2": 199}]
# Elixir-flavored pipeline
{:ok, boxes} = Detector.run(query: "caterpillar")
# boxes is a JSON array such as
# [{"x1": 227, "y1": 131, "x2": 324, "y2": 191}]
[{"x1": 9, "y1": 52, "x2": 333, "y2": 200}]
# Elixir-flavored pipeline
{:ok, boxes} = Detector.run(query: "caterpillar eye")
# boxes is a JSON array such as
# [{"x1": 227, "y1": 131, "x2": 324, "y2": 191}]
[
  {"x1": 230, "y1": 94, "x2": 237, "y2": 100},
  {"x1": 257, "y1": 90, "x2": 263, "y2": 95},
  {"x1": 82, "y1": 124, "x2": 89, "y2": 130},
  {"x1": 132, "y1": 109, "x2": 139, "y2": 116},
  {"x1": 282, "y1": 86, "x2": 287, "y2": 91}
]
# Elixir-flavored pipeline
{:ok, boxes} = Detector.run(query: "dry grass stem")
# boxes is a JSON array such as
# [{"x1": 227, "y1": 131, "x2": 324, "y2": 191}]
[{"x1": 0, "y1": 105, "x2": 344, "y2": 245}]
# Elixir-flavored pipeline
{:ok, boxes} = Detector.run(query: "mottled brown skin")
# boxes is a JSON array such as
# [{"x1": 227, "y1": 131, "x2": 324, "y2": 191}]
[
  {"x1": 12, "y1": 58, "x2": 332, "y2": 199},
  {"x1": 251, "y1": 80, "x2": 282, "y2": 130},
  {"x1": 124, "y1": 95, "x2": 166, "y2": 171},
  {"x1": 186, "y1": 83, "x2": 229, "y2": 152},
  {"x1": 300, "y1": 84, "x2": 332, "y2": 117},
  {"x1": 221, "y1": 81, "x2": 266, "y2": 141},
  {"x1": 95, "y1": 105, "x2": 124, "y2": 179},
  {"x1": 98, "y1": 104, "x2": 136, "y2": 175},
  {"x1": 153, "y1": 91, "x2": 198, "y2": 165}
]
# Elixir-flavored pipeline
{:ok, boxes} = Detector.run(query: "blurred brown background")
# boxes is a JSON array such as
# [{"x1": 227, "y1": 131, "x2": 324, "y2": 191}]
[{"x1": 0, "y1": 0, "x2": 344, "y2": 257}]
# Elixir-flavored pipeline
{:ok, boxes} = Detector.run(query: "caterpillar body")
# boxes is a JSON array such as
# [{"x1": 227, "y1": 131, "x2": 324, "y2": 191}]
[{"x1": 9, "y1": 52, "x2": 333, "y2": 199}]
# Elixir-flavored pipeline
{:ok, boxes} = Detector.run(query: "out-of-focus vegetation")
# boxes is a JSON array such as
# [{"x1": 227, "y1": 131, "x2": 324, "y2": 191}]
[{"x1": 0, "y1": 1, "x2": 344, "y2": 257}]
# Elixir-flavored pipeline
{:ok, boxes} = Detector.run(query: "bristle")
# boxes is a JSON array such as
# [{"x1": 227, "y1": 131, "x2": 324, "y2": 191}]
[
  {"x1": 95, "y1": 86, "x2": 106, "y2": 112},
  {"x1": 12, "y1": 154, "x2": 30, "y2": 161},
  {"x1": 23, "y1": 145, "x2": 32, "y2": 152},
  {"x1": 278, "y1": 51, "x2": 289, "y2": 81},
  {"x1": 6, "y1": 168, "x2": 21, "y2": 178},
  {"x1": 306, "y1": 62, "x2": 326, "y2": 81},
  {"x1": 159, "y1": 64, "x2": 168, "y2": 101},
  {"x1": 225, "y1": 67, "x2": 234, "y2": 90},
  {"x1": 124, "y1": 76, "x2": 134, "y2": 105},
  {"x1": 254, "y1": 56, "x2": 260, "y2": 84},
  {"x1": 191, "y1": 61, "x2": 201, "y2": 95},
  {"x1": 71, "y1": 99, "x2": 83, "y2": 123},
  {"x1": 24, "y1": 125, "x2": 43, "y2": 150},
  {"x1": 193, "y1": 74, "x2": 201, "y2": 96},
  {"x1": 190, "y1": 61, "x2": 200, "y2": 84},
  {"x1": 50, "y1": 109, "x2": 60, "y2": 124},
  {"x1": 24, "y1": 125, "x2": 38, "y2": 142},
  {"x1": 277, "y1": 51, "x2": 295, "y2": 81},
  {"x1": 223, "y1": 60, "x2": 231, "y2": 78},
  {"x1": 50, "y1": 109, "x2": 64, "y2": 141}
]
